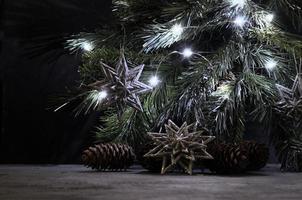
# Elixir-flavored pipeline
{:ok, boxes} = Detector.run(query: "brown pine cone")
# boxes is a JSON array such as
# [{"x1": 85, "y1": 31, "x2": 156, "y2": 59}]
[
  {"x1": 204, "y1": 143, "x2": 250, "y2": 174},
  {"x1": 82, "y1": 143, "x2": 135, "y2": 171},
  {"x1": 241, "y1": 141, "x2": 269, "y2": 171}
]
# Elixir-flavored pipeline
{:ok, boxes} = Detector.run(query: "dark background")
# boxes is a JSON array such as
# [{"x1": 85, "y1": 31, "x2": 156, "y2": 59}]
[
  {"x1": 0, "y1": 0, "x2": 113, "y2": 163},
  {"x1": 0, "y1": 0, "x2": 275, "y2": 164}
]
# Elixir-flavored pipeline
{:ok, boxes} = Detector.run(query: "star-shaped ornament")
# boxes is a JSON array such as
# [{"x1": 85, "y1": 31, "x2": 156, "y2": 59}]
[
  {"x1": 144, "y1": 120, "x2": 215, "y2": 175},
  {"x1": 89, "y1": 52, "x2": 152, "y2": 116}
]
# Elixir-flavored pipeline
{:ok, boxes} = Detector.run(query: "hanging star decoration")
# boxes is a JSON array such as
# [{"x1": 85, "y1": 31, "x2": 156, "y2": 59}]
[
  {"x1": 144, "y1": 120, "x2": 215, "y2": 175},
  {"x1": 88, "y1": 51, "x2": 152, "y2": 116}
]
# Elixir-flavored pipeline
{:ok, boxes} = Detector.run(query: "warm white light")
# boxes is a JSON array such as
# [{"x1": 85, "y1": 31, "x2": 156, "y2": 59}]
[
  {"x1": 149, "y1": 76, "x2": 160, "y2": 87},
  {"x1": 171, "y1": 24, "x2": 184, "y2": 37},
  {"x1": 229, "y1": 0, "x2": 246, "y2": 8},
  {"x1": 265, "y1": 59, "x2": 278, "y2": 71},
  {"x1": 182, "y1": 48, "x2": 193, "y2": 58},
  {"x1": 264, "y1": 13, "x2": 274, "y2": 23},
  {"x1": 97, "y1": 91, "x2": 108, "y2": 101},
  {"x1": 234, "y1": 15, "x2": 247, "y2": 28},
  {"x1": 82, "y1": 42, "x2": 94, "y2": 51}
]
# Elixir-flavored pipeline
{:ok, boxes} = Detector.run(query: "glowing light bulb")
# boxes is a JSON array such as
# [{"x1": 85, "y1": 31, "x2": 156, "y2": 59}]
[
  {"x1": 97, "y1": 90, "x2": 108, "y2": 101},
  {"x1": 82, "y1": 42, "x2": 94, "y2": 51},
  {"x1": 234, "y1": 15, "x2": 247, "y2": 28},
  {"x1": 264, "y1": 13, "x2": 274, "y2": 23},
  {"x1": 265, "y1": 59, "x2": 278, "y2": 71},
  {"x1": 229, "y1": 0, "x2": 246, "y2": 8},
  {"x1": 171, "y1": 24, "x2": 184, "y2": 37},
  {"x1": 149, "y1": 76, "x2": 160, "y2": 87},
  {"x1": 182, "y1": 48, "x2": 193, "y2": 58}
]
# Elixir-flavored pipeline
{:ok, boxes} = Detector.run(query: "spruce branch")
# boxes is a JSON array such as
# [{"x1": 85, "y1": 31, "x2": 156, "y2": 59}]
[
  {"x1": 270, "y1": 0, "x2": 302, "y2": 31},
  {"x1": 96, "y1": 107, "x2": 152, "y2": 148},
  {"x1": 210, "y1": 72, "x2": 278, "y2": 141},
  {"x1": 153, "y1": 57, "x2": 218, "y2": 130},
  {"x1": 57, "y1": 0, "x2": 302, "y2": 170},
  {"x1": 253, "y1": 27, "x2": 302, "y2": 58}
]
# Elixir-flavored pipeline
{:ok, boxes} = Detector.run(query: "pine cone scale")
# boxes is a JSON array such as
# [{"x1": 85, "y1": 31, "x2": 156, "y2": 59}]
[
  {"x1": 82, "y1": 143, "x2": 135, "y2": 171},
  {"x1": 204, "y1": 141, "x2": 268, "y2": 174}
]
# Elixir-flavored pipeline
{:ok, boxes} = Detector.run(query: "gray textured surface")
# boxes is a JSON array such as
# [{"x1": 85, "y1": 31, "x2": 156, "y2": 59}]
[{"x1": 0, "y1": 165, "x2": 301, "y2": 200}]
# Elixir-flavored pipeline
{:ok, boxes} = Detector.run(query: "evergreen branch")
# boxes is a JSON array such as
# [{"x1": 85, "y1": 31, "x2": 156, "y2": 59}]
[
  {"x1": 142, "y1": 22, "x2": 186, "y2": 52},
  {"x1": 53, "y1": 87, "x2": 100, "y2": 116},
  {"x1": 96, "y1": 107, "x2": 152, "y2": 148},
  {"x1": 253, "y1": 27, "x2": 302, "y2": 57},
  {"x1": 243, "y1": 72, "x2": 278, "y2": 105},
  {"x1": 270, "y1": 0, "x2": 302, "y2": 31},
  {"x1": 66, "y1": 28, "x2": 123, "y2": 52},
  {"x1": 113, "y1": 0, "x2": 165, "y2": 23},
  {"x1": 161, "y1": 0, "x2": 222, "y2": 20},
  {"x1": 210, "y1": 79, "x2": 246, "y2": 142},
  {"x1": 211, "y1": 38, "x2": 288, "y2": 81},
  {"x1": 210, "y1": 72, "x2": 278, "y2": 141},
  {"x1": 154, "y1": 59, "x2": 217, "y2": 130},
  {"x1": 141, "y1": 1, "x2": 229, "y2": 52},
  {"x1": 57, "y1": 0, "x2": 302, "y2": 169},
  {"x1": 95, "y1": 83, "x2": 172, "y2": 148},
  {"x1": 95, "y1": 74, "x2": 172, "y2": 148}
]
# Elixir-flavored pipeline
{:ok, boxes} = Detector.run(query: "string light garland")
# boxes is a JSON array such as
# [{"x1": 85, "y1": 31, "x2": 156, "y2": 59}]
[
  {"x1": 97, "y1": 91, "x2": 108, "y2": 101},
  {"x1": 264, "y1": 13, "x2": 274, "y2": 24},
  {"x1": 59, "y1": 0, "x2": 302, "y2": 174},
  {"x1": 265, "y1": 59, "x2": 278, "y2": 71},
  {"x1": 229, "y1": 0, "x2": 246, "y2": 8},
  {"x1": 81, "y1": 41, "x2": 94, "y2": 51},
  {"x1": 170, "y1": 24, "x2": 184, "y2": 37},
  {"x1": 182, "y1": 48, "x2": 194, "y2": 58},
  {"x1": 234, "y1": 15, "x2": 248, "y2": 28},
  {"x1": 149, "y1": 76, "x2": 160, "y2": 87}
]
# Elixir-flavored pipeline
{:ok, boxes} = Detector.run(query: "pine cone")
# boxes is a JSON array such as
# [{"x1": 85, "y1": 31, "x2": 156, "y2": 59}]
[
  {"x1": 241, "y1": 141, "x2": 269, "y2": 171},
  {"x1": 82, "y1": 143, "x2": 135, "y2": 171},
  {"x1": 204, "y1": 143, "x2": 249, "y2": 174}
]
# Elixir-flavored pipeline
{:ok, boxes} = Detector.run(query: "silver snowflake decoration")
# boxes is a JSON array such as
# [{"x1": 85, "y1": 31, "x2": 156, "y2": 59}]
[{"x1": 89, "y1": 52, "x2": 152, "y2": 116}]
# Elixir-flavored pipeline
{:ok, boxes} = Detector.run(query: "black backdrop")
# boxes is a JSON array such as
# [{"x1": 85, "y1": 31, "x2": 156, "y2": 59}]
[
  {"x1": 0, "y1": 0, "x2": 276, "y2": 164},
  {"x1": 0, "y1": 0, "x2": 112, "y2": 163}
]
